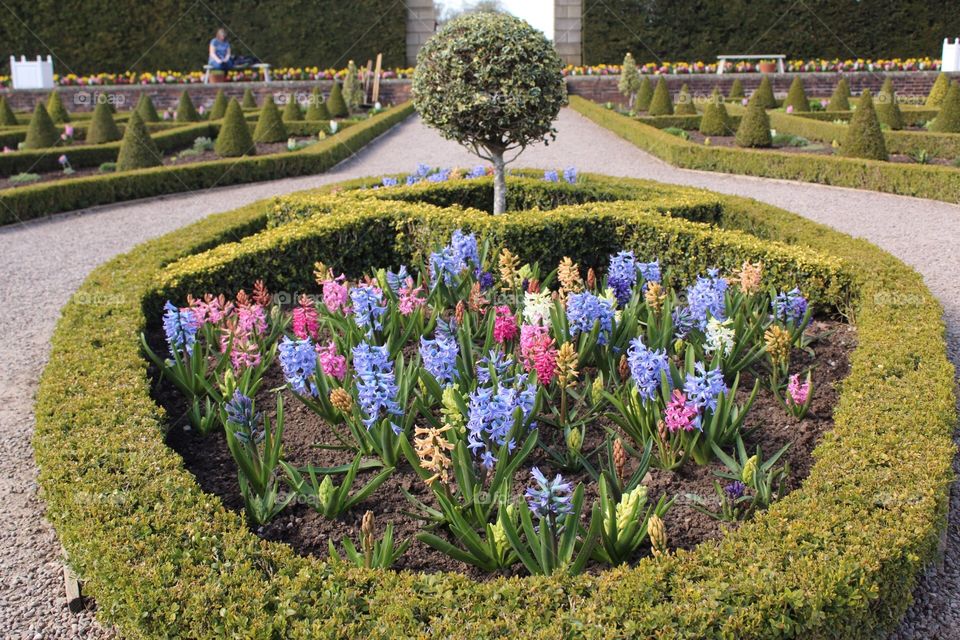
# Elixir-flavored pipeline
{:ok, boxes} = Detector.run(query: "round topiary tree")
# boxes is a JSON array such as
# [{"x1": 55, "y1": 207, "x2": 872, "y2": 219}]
[
  {"x1": 413, "y1": 12, "x2": 566, "y2": 214},
  {"x1": 242, "y1": 88, "x2": 258, "y2": 109},
  {"x1": 728, "y1": 78, "x2": 745, "y2": 100},
  {"x1": 735, "y1": 92, "x2": 772, "y2": 148},
  {"x1": 46, "y1": 91, "x2": 70, "y2": 123},
  {"x1": 86, "y1": 102, "x2": 122, "y2": 144},
  {"x1": 305, "y1": 88, "x2": 331, "y2": 121},
  {"x1": 209, "y1": 90, "x2": 228, "y2": 120},
  {"x1": 254, "y1": 95, "x2": 287, "y2": 142},
  {"x1": 0, "y1": 96, "x2": 17, "y2": 126},
  {"x1": 343, "y1": 60, "x2": 365, "y2": 110},
  {"x1": 827, "y1": 78, "x2": 851, "y2": 111},
  {"x1": 618, "y1": 52, "x2": 642, "y2": 109},
  {"x1": 215, "y1": 99, "x2": 255, "y2": 157},
  {"x1": 674, "y1": 83, "x2": 697, "y2": 115},
  {"x1": 326, "y1": 82, "x2": 349, "y2": 118},
  {"x1": 699, "y1": 88, "x2": 733, "y2": 136},
  {"x1": 135, "y1": 94, "x2": 160, "y2": 122},
  {"x1": 875, "y1": 78, "x2": 904, "y2": 131},
  {"x1": 635, "y1": 76, "x2": 653, "y2": 112},
  {"x1": 783, "y1": 76, "x2": 810, "y2": 112},
  {"x1": 647, "y1": 76, "x2": 674, "y2": 116},
  {"x1": 176, "y1": 91, "x2": 201, "y2": 122},
  {"x1": 930, "y1": 81, "x2": 960, "y2": 133},
  {"x1": 116, "y1": 111, "x2": 162, "y2": 171},
  {"x1": 843, "y1": 89, "x2": 887, "y2": 161},
  {"x1": 23, "y1": 103, "x2": 59, "y2": 149},
  {"x1": 926, "y1": 73, "x2": 950, "y2": 108},
  {"x1": 282, "y1": 96, "x2": 303, "y2": 122},
  {"x1": 753, "y1": 75, "x2": 777, "y2": 109}
]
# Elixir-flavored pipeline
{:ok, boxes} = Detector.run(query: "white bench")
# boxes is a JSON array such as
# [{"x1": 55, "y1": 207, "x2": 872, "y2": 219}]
[{"x1": 716, "y1": 54, "x2": 786, "y2": 75}]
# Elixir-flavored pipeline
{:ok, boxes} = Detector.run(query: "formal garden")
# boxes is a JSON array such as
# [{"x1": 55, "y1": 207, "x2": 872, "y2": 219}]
[{"x1": 1, "y1": 2, "x2": 958, "y2": 639}]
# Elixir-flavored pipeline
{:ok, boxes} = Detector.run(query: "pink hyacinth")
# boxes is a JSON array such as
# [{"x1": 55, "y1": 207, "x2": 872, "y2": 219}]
[
  {"x1": 493, "y1": 305, "x2": 518, "y2": 343},
  {"x1": 191, "y1": 295, "x2": 232, "y2": 326},
  {"x1": 64, "y1": 125, "x2": 74, "y2": 137},
  {"x1": 398, "y1": 279, "x2": 426, "y2": 316},
  {"x1": 519, "y1": 324, "x2": 557, "y2": 383},
  {"x1": 236, "y1": 303, "x2": 267, "y2": 336},
  {"x1": 533, "y1": 345, "x2": 558, "y2": 385},
  {"x1": 229, "y1": 333, "x2": 261, "y2": 371},
  {"x1": 664, "y1": 389, "x2": 699, "y2": 433},
  {"x1": 292, "y1": 296, "x2": 319, "y2": 340},
  {"x1": 787, "y1": 374, "x2": 810, "y2": 406},
  {"x1": 786, "y1": 105, "x2": 794, "y2": 114},
  {"x1": 317, "y1": 341, "x2": 347, "y2": 380},
  {"x1": 322, "y1": 277, "x2": 350, "y2": 313}
]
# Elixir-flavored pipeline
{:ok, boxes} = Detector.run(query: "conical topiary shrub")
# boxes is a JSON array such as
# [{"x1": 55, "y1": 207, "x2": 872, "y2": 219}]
[
  {"x1": 842, "y1": 89, "x2": 887, "y2": 161},
  {"x1": 209, "y1": 89, "x2": 228, "y2": 119},
  {"x1": 783, "y1": 76, "x2": 810, "y2": 112},
  {"x1": 305, "y1": 88, "x2": 331, "y2": 121},
  {"x1": 46, "y1": 91, "x2": 70, "y2": 123},
  {"x1": 827, "y1": 78, "x2": 851, "y2": 111},
  {"x1": 242, "y1": 88, "x2": 258, "y2": 109},
  {"x1": 135, "y1": 94, "x2": 160, "y2": 122},
  {"x1": 699, "y1": 89, "x2": 733, "y2": 136},
  {"x1": 753, "y1": 75, "x2": 777, "y2": 109},
  {"x1": 647, "y1": 77, "x2": 674, "y2": 116},
  {"x1": 23, "y1": 103, "x2": 59, "y2": 149},
  {"x1": 343, "y1": 60, "x2": 364, "y2": 110},
  {"x1": 930, "y1": 81, "x2": 960, "y2": 133},
  {"x1": 635, "y1": 76, "x2": 653, "y2": 112},
  {"x1": 926, "y1": 73, "x2": 951, "y2": 108},
  {"x1": 282, "y1": 96, "x2": 303, "y2": 122},
  {"x1": 86, "y1": 102, "x2": 122, "y2": 144},
  {"x1": 618, "y1": 52, "x2": 642, "y2": 108},
  {"x1": 327, "y1": 82, "x2": 349, "y2": 117},
  {"x1": 176, "y1": 91, "x2": 201, "y2": 122},
  {"x1": 0, "y1": 96, "x2": 17, "y2": 126},
  {"x1": 735, "y1": 93, "x2": 772, "y2": 148},
  {"x1": 116, "y1": 111, "x2": 162, "y2": 171},
  {"x1": 875, "y1": 78, "x2": 904, "y2": 131},
  {"x1": 674, "y1": 83, "x2": 697, "y2": 115},
  {"x1": 253, "y1": 95, "x2": 287, "y2": 143},
  {"x1": 728, "y1": 78, "x2": 745, "y2": 100},
  {"x1": 215, "y1": 99, "x2": 255, "y2": 157}
]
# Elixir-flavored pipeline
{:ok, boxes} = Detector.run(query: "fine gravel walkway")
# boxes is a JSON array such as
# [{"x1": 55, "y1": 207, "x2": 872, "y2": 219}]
[{"x1": 1, "y1": 109, "x2": 957, "y2": 638}]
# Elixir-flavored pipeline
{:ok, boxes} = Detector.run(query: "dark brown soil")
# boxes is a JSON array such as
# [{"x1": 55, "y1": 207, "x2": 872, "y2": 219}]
[{"x1": 160, "y1": 319, "x2": 855, "y2": 577}]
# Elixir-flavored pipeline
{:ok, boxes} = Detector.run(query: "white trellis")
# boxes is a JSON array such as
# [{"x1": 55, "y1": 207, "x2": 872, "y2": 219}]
[{"x1": 943, "y1": 38, "x2": 960, "y2": 73}]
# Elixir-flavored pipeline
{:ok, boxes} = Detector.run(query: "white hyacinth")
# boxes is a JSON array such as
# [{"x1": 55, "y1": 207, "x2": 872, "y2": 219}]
[
  {"x1": 522, "y1": 290, "x2": 553, "y2": 327},
  {"x1": 704, "y1": 317, "x2": 735, "y2": 357}
]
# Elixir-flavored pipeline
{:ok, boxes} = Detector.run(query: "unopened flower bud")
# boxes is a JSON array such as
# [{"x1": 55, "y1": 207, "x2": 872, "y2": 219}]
[
  {"x1": 330, "y1": 388, "x2": 353, "y2": 413},
  {"x1": 613, "y1": 438, "x2": 627, "y2": 484},
  {"x1": 742, "y1": 455, "x2": 759, "y2": 487},
  {"x1": 455, "y1": 300, "x2": 466, "y2": 325},
  {"x1": 586, "y1": 268, "x2": 597, "y2": 290},
  {"x1": 618, "y1": 354, "x2": 630, "y2": 381},
  {"x1": 649, "y1": 514, "x2": 668, "y2": 558},
  {"x1": 566, "y1": 427, "x2": 583, "y2": 454},
  {"x1": 318, "y1": 475, "x2": 333, "y2": 508},
  {"x1": 591, "y1": 375, "x2": 604, "y2": 405},
  {"x1": 361, "y1": 510, "x2": 375, "y2": 568}
]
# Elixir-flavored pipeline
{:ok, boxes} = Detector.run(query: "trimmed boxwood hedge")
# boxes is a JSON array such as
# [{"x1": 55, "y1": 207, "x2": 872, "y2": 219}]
[
  {"x1": 0, "y1": 103, "x2": 413, "y2": 225},
  {"x1": 34, "y1": 172, "x2": 954, "y2": 638},
  {"x1": 571, "y1": 96, "x2": 960, "y2": 204}
]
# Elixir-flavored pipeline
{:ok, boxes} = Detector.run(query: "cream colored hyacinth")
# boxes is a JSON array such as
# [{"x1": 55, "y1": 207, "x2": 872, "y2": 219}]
[
  {"x1": 704, "y1": 317, "x2": 735, "y2": 357},
  {"x1": 615, "y1": 485, "x2": 649, "y2": 534}
]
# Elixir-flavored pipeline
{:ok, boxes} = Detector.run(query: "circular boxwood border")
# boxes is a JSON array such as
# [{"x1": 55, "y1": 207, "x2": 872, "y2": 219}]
[{"x1": 34, "y1": 174, "x2": 955, "y2": 638}]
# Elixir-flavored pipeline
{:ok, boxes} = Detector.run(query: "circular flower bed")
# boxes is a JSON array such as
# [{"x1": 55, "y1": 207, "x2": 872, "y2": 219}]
[{"x1": 34, "y1": 174, "x2": 955, "y2": 638}]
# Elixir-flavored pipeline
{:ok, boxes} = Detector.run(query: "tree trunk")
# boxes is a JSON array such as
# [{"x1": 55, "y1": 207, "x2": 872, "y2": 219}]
[{"x1": 491, "y1": 150, "x2": 506, "y2": 215}]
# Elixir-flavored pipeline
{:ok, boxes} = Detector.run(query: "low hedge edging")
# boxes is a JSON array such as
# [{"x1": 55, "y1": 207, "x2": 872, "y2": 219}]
[
  {"x1": 571, "y1": 95, "x2": 960, "y2": 204},
  {"x1": 0, "y1": 102, "x2": 413, "y2": 225},
  {"x1": 34, "y1": 174, "x2": 955, "y2": 638}
]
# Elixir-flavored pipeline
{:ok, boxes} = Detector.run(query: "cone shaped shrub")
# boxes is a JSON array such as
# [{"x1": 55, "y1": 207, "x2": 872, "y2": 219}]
[
  {"x1": 135, "y1": 94, "x2": 160, "y2": 122},
  {"x1": 875, "y1": 78, "x2": 904, "y2": 131},
  {"x1": 635, "y1": 76, "x2": 653, "y2": 111},
  {"x1": 0, "y1": 96, "x2": 17, "y2": 126},
  {"x1": 86, "y1": 102, "x2": 122, "y2": 144},
  {"x1": 46, "y1": 91, "x2": 70, "y2": 123},
  {"x1": 843, "y1": 90, "x2": 887, "y2": 160},
  {"x1": 327, "y1": 82, "x2": 348, "y2": 117},
  {"x1": 116, "y1": 111, "x2": 161, "y2": 171},
  {"x1": 699, "y1": 89, "x2": 733, "y2": 136},
  {"x1": 253, "y1": 95, "x2": 287, "y2": 143},
  {"x1": 176, "y1": 91, "x2": 201, "y2": 122},
  {"x1": 343, "y1": 60, "x2": 364, "y2": 110},
  {"x1": 930, "y1": 81, "x2": 960, "y2": 133},
  {"x1": 827, "y1": 78, "x2": 851, "y2": 111},
  {"x1": 215, "y1": 99, "x2": 255, "y2": 157},
  {"x1": 753, "y1": 76, "x2": 777, "y2": 109},
  {"x1": 784, "y1": 76, "x2": 810, "y2": 112},
  {"x1": 305, "y1": 88, "x2": 331, "y2": 121},
  {"x1": 23, "y1": 103, "x2": 59, "y2": 149},
  {"x1": 674, "y1": 83, "x2": 697, "y2": 115},
  {"x1": 242, "y1": 88, "x2": 258, "y2": 109},
  {"x1": 728, "y1": 78, "x2": 745, "y2": 99},
  {"x1": 926, "y1": 73, "x2": 951, "y2": 108},
  {"x1": 648, "y1": 77, "x2": 674, "y2": 116},
  {"x1": 618, "y1": 52, "x2": 642, "y2": 107},
  {"x1": 735, "y1": 93, "x2": 772, "y2": 148},
  {"x1": 282, "y1": 97, "x2": 303, "y2": 122},
  {"x1": 209, "y1": 90, "x2": 228, "y2": 119}
]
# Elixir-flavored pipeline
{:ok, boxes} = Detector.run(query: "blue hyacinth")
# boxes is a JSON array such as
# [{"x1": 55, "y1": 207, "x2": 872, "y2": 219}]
[
  {"x1": 225, "y1": 390, "x2": 263, "y2": 444},
  {"x1": 405, "y1": 174, "x2": 420, "y2": 186},
  {"x1": 566, "y1": 290, "x2": 616, "y2": 344},
  {"x1": 420, "y1": 332, "x2": 460, "y2": 385},
  {"x1": 671, "y1": 305, "x2": 696, "y2": 339},
  {"x1": 638, "y1": 259, "x2": 661, "y2": 284},
  {"x1": 427, "y1": 168, "x2": 452, "y2": 183},
  {"x1": 414, "y1": 163, "x2": 432, "y2": 177},
  {"x1": 466, "y1": 378, "x2": 536, "y2": 469},
  {"x1": 350, "y1": 284, "x2": 387, "y2": 334},
  {"x1": 525, "y1": 467, "x2": 574, "y2": 519},
  {"x1": 467, "y1": 165, "x2": 487, "y2": 179},
  {"x1": 279, "y1": 337, "x2": 318, "y2": 397},
  {"x1": 385, "y1": 265, "x2": 410, "y2": 294},
  {"x1": 772, "y1": 288, "x2": 808, "y2": 324},
  {"x1": 162, "y1": 301, "x2": 199, "y2": 357},
  {"x1": 352, "y1": 341, "x2": 403, "y2": 434},
  {"x1": 684, "y1": 363, "x2": 728, "y2": 413},
  {"x1": 608, "y1": 251, "x2": 638, "y2": 305},
  {"x1": 430, "y1": 229, "x2": 479, "y2": 287},
  {"x1": 563, "y1": 167, "x2": 577, "y2": 184},
  {"x1": 543, "y1": 170, "x2": 559, "y2": 183},
  {"x1": 627, "y1": 336, "x2": 670, "y2": 401},
  {"x1": 475, "y1": 269, "x2": 495, "y2": 291},
  {"x1": 686, "y1": 269, "x2": 728, "y2": 330},
  {"x1": 475, "y1": 350, "x2": 515, "y2": 385},
  {"x1": 381, "y1": 176, "x2": 398, "y2": 188}
]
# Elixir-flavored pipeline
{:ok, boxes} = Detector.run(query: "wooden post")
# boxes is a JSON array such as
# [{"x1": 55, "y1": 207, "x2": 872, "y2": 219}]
[
  {"x1": 64, "y1": 564, "x2": 83, "y2": 613},
  {"x1": 363, "y1": 59, "x2": 373, "y2": 100},
  {"x1": 372, "y1": 53, "x2": 383, "y2": 105}
]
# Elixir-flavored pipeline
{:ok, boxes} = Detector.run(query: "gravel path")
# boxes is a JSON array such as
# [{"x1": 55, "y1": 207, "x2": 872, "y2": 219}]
[{"x1": 0, "y1": 109, "x2": 956, "y2": 638}]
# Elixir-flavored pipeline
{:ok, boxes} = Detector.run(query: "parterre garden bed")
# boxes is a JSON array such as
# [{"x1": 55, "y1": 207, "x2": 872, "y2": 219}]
[{"x1": 34, "y1": 170, "x2": 955, "y2": 638}]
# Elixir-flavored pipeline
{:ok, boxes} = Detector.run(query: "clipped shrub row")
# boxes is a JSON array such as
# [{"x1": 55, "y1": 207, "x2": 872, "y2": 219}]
[
  {"x1": 571, "y1": 96, "x2": 960, "y2": 204},
  {"x1": 0, "y1": 103, "x2": 413, "y2": 225},
  {"x1": 637, "y1": 113, "x2": 742, "y2": 131},
  {"x1": 34, "y1": 173, "x2": 954, "y2": 638}
]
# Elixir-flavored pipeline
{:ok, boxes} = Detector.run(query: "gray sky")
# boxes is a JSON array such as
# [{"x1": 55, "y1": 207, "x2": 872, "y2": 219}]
[{"x1": 438, "y1": 0, "x2": 555, "y2": 39}]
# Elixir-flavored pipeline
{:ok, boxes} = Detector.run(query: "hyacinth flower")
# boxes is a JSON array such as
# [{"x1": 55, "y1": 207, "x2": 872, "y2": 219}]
[
  {"x1": 292, "y1": 295, "x2": 319, "y2": 340},
  {"x1": 686, "y1": 269, "x2": 729, "y2": 331},
  {"x1": 592, "y1": 475, "x2": 673, "y2": 566},
  {"x1": 350, "y1": 284, "x2": 387, "y2": 336},
  {"x1": 519, "y1": 324, "x2": 558, "y2": 385},
  {"x1": 771, "y1": 288, "x2": 813, "y2": 347},
  {"x1": 774, "y1": 370, "x2": 814, "y2": 419},
  {"x1": 493, "y1": 305, "x2": 519, "y2": 344},
  {"x1": 708, "y1": 435, "x2": 790, "y2": 519},
  {"x1": 419, "y1": 331, "x2": 460, "y2": 386},
  {"x1": 681, "y1": 360, "x2": 759, "y2": 466},
  {"x1": 279, "y1": 336, "x2": 319, "y2": 397},
  {"x1": 565, "y1": 290, "x2": 616, "y2": 348},
  {"x1": 607, "y1": 251, "x2": 638, "y2": 306}
]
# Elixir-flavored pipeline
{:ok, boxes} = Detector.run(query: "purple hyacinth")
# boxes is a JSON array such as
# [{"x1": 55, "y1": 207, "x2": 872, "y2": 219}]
[
  {"x1": 430, "y1": 229, "x2": 479, "y2": 287},
  {"x1": 686, "y1": 269, "x2": 728, "y2": 330},
  {"x1": 608, "y1": 251, "x2": 638, "y2": 305},
  {"x1": 475, "y1": 269, "x2": 495, "y2": 291},
  {"x1": 162, "y1": 301, "x2": 199, "y2": 356},
  {"x1": 627, "y1": 336, "x2": 670, "y2": 401},
  {"x1": 225, "y1": 390, "x2": 263, "y2": 444},
  {"x1": 427, "y1": 168, "x2": 452, "y2": 183},
  {"x1": 671, "y1": 305, "x2": 696, "y2": 339},
  {"x1": 772, "y1": 288, "x2": 808, "y2": 324},
  {"x1": 566, "y1": 290, "x2": 616, "y2": 344},
  {"x1": 420, "y1": 332, "x2": 460, "y2": 385},
  {"x1": 525, "y1": 467, "x2": 573, "y2": 519},
  {"x1": 725, "y1": 481, "x2": 746, "y2": 500},
  {"x1": 683, "y1": 363, "x2": 728, "y2": 412},
  {"x1": 350, "y1": 284, "x2": 387, "y2": 334},
  {"x1": 279, "y1": 336, "x2": 318, "y2": 397},
  {"x1": 352, "y1": 341, "x2": 403, "y2": 434}
]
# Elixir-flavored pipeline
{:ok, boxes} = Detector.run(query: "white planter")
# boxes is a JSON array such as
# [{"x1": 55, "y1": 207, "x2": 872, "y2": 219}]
[{"x1": 10, "y1": 55, "x2": 55, "y2": 89}]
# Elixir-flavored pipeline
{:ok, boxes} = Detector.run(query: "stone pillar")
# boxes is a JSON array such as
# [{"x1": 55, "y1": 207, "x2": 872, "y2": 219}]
[
  {"x1": 554, "y1": 0, "x2": 583, "y2": 66},
  {"x1": 407, "y1": 0, "x2": 436, "y2": 67}
]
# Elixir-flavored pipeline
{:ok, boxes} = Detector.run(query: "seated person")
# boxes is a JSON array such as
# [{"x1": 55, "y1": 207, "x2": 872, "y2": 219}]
[{"x1": 208, "y1": 28, "x2": 233, "y2": 70}]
